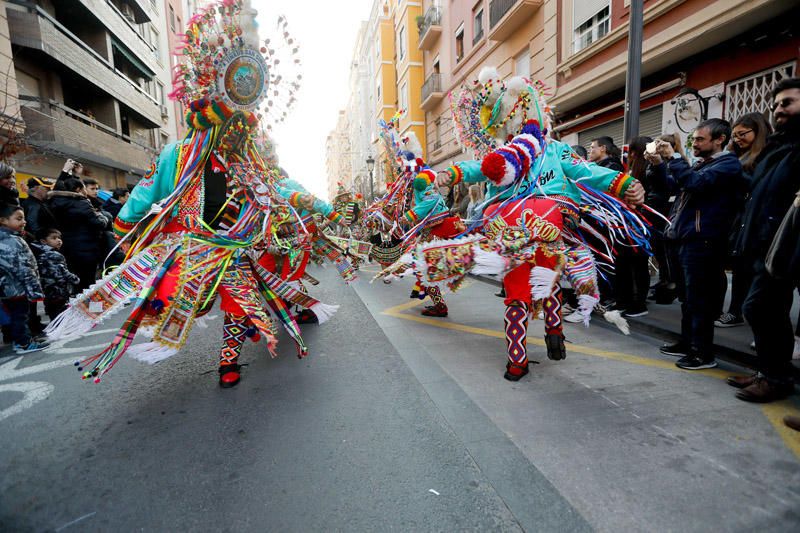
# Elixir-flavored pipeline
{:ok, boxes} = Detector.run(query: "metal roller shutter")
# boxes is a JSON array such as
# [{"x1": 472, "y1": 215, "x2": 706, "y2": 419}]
[{"x1": 578, "y1": 106, "x2": 664, "y2": 150}]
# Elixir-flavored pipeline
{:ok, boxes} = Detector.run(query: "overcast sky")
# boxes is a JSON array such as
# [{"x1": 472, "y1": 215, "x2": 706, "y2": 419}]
[{"x1": 253, "y1": 0, "x2": 374, "y2": 200}]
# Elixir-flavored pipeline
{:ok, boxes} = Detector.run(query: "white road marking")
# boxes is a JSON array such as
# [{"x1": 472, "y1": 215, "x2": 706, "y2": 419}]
[
  {"x1": 0, "y1": 356, "x2": 78, "y2": 382},
  {"x1": 0, "y1": 381, "x2": 54, "y2": 422}
]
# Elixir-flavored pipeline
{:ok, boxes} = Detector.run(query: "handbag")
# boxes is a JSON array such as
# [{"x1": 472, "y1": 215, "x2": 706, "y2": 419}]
[{"x1": 765, "y1": 189, "x2": 800, "y2": 281}]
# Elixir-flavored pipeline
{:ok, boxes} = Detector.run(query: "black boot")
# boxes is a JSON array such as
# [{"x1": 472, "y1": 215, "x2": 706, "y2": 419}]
[{"x1": 545, "y1": 334, "x2": 566, "y2": 361}]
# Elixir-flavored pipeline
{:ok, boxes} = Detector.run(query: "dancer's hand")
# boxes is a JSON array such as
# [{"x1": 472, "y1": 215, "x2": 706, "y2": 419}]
[
  {"x1": 435, "y1": 171, "x2": 451, "y2": 188},
  {"x1": 625, "y1": 180, "x2": 645, "y2": 207}
]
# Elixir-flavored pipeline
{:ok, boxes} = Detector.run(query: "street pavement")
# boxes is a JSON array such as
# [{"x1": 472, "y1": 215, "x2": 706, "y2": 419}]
[{"x1": 1, "y1": 264, "x2": 799, "y2": 532}]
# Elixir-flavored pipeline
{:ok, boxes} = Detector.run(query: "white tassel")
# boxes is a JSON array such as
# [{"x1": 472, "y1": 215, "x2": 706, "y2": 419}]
[
  {"x1": 603, "y1": 310, "x2": 630, "y2": 335},
  {"x1": 472, "y1": 248, "x2": 508, "y2": 276},
  {"x1": 529, "y1": 266, "x2": 557, "y2": 300},
  {"x1": 194, "y1": 313, "x2": 218, "y2": 329},
  {"x1": 577, "y1": 294, "x2": 599, "y2": 327},
  {"x1": 128, "y1": 342, "x2": 179, "y2": 364},
  {"x1": 44, "y1": 307, "x2": 94, "y2": 340},
  {"x1": 310, "y1": 302, "x2": 339, "y2": 324}
]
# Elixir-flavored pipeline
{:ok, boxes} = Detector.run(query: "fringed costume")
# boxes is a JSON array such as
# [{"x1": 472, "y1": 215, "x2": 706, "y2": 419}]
[
  {"x1": 47, "y1": 0, "x2": 341, "y2": 388},
  {"x1": 389, "y1": 67, "x2": 654, "y2": 381}
]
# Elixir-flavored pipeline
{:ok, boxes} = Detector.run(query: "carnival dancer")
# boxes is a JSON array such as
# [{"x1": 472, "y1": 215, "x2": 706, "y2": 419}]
[
  {"x1": 46, "y1": 0, "x2": 337, "y2": 388},
  {"x1": 427, "y1": 68, "x2": 646, "y2": 380},
  {"x1": 364, "y1": 121, "x2": 463, "y2": 317}
]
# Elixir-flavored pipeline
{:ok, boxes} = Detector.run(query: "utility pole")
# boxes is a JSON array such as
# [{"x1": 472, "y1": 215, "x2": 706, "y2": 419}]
[{"x1": 623, "y1": 0, "x2": 644, "y2": 145}]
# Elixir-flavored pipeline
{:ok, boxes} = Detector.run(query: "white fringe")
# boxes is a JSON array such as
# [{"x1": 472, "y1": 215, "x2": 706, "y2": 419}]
[
  {"x1": 472, "y1": 248, "x2": 508, "y2": 276},
  {"x1": 604, "y1": 310, "x2": 630, "y2": 335},
  {"x1": 43, "y1": 306, "x2": 95, "y2": 341},
  {"x1": 128, "y1": 342, "x2": 179, "y2": 364},
  {"x1": 577, "y1": 294, "x2": 599, "y2": 327},
  {"x1": 310, "y1": 302, "x2": 339, "y2": 324},
  {"x1": 529, "y1": 266, "x2": 558, "y2": 300}
]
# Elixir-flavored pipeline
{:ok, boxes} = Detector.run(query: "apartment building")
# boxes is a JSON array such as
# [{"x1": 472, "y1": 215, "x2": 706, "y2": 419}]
[
  {"x1": 552, "y1": 0, "x2": 799, "y2": 148},
  {"x1": 326, "y1": 110, "x2": 351, "y2": 201},
  {"x1": 1, "y1": 0, "x2": 185, "y2": 189},
  {"x1": 418, "y1": 0, "x2": 553, "y2": 171}
]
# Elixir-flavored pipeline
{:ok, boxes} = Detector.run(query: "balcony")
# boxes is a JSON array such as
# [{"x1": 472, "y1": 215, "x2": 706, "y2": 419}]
[
  {"x1": 488, "y1": 0, "x2": 543, "y2": 42},
  {"x1": 417, "y1": 5, "x2": 442, "y2": 50},
  {"x1": 7, "y1": 4, "x2": 161, "y2": 127},
  {"x1": 421, "y1": 73, "x2": 444, "y2": 110},
  {"x1": 20, "y1": 97, "x2": 155, "y2": 174}
]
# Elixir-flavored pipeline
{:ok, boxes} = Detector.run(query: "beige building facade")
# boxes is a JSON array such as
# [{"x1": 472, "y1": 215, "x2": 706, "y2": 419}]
[{"x1": 419, "y1": 0, "x2": 555, "y2": 171}]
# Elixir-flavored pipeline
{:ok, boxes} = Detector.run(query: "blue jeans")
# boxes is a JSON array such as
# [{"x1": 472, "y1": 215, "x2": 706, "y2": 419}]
[
  {"x1": 678, "y1": 240, "x2": 727, "y2": 356},
  {"x1": 2, "y1": 298, "x2": 32, "y2": 346}
]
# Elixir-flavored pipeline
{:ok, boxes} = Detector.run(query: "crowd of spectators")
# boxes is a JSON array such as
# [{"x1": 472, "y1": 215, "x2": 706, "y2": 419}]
[{"x1": 0, "y1": 158, "x2": 130, "y2": 354}]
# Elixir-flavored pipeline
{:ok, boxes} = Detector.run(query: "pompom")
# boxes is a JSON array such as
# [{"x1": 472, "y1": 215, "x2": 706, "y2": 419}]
[
  {"x1": 413, "y1": 169, "x2": 435, "y2": 191},
  {"x1": 481, "y1": 152, "x2": 510, "y2": 185},
  {"x1": 506, "y1": 76, "x2": 528, "y2": 95},
  {"x1": 478, "y1": 66, "x2": 500, "y2": 85}
]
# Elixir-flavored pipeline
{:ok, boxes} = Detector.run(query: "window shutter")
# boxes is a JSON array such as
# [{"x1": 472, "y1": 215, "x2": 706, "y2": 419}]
[
  {"x1": 573, "y1": 0, "x2": 610, "y2": 29},
  {"x1": 578, "y1": 106, "x2": 664, "y2": 149}
]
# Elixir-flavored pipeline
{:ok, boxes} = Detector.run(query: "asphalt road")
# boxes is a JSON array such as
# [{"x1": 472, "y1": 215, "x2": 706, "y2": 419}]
[{"x1": 1, "y1": 264, "x2": 799, "y2": 532}]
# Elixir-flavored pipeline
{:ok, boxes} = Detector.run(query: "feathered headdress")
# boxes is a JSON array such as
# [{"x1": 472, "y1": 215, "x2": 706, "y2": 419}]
[{"x1": 170, "y1": 0, "x2": 301, "y2": 130}]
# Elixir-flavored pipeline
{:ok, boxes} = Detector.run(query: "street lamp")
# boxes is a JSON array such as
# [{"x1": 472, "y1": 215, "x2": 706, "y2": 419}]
[{"x1": 365, "y1": 155, "x2": 375, "y2": 201}]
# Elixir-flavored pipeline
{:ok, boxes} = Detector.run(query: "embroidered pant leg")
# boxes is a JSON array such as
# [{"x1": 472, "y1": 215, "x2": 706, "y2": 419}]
[
  {"x1": 427, "y1": 285, "x2": 445, "y2": 307},
  {"x1": 504, "y1": 302, "x2": 529, "y2": 365},
  {"x1": 543, "y1": 286, "x2": 563, "y2": 336},
  {"x1": 219, "y1": 313, "x2": 248, "y2": 366}
]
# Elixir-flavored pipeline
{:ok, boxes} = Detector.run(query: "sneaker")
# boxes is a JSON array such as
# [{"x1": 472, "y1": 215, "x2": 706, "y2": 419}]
[
  {"x1": 564, "y1": 310, "x2": 584, "y2": 323},
  {"x1": 13, "y1": 340, "x2": 50, "y2": 354},
  {"x1": 660, "y1": 341, "x2": 689, "y2": 357},
  {"x1": 623, "y1": 306, "x2": 648, "y2": 318},
  {"x1": 676, "y1": 354, "x2": 717, "y2": 370},
  {"x1": 714, "y1": 313, "x2": 744, "y2": 328}
]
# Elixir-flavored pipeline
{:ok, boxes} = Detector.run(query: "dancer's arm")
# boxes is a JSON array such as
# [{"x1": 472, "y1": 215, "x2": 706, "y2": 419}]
[{"x1": 113, "y1": 143, "x2": 182, "y2": 238}]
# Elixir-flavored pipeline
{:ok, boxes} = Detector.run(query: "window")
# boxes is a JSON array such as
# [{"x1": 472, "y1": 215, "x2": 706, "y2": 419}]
[
  {"x1": 151, "y1": 26, "x2": 161, "y2": 61},
  {"x1": 473, "y1": 7, "x2": 484, "y2": 44},
  {"x1": 169, "y1": 5, "x2": 175, "y2": 31},
  {"x1": 573, "y1": 2, "x2": 610, "y2": 53},
  {"x1": 376, "y1": 79, "x2": 381, "y2": 99},
  {"x1": 725, "y1": 62, "x2": 796, "y2": 120},
  {"x1": 455, "y1": 24, "x2": 464, "y2": 63},
  {"x1": 433, "y1": 56, "x2": 440, "y2": 74},
  {"x1": 514, "y1": 50, "x2": 529, "y2": 79},
  {"x1": 399, "y1": 81, "x2": 408, "y2": 112},
  {"x1": 176, "y1": 17, "x2": 181, "y2": 32},
  {"x1": 157, "y1": 81, "x2": 166, "y2": 106},
  {"x1": 433, "y1": 118, "x2": 442, "y2": 150},
  {"x1": 397, "y1": 26, "x2": 406, "y2": 60}
]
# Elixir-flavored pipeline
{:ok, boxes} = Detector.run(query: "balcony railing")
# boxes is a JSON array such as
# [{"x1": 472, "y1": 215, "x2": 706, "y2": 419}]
[
  {"x1": 19, "y1": 96, "x2": 155, "y2": 173},
  {"x1": 422, "y1": 73, "x2": 442, "y2": 103},
  {"x1": 418, "y1": 5, "x2": 442, "y2": 46},
  {"x1": 488, "y1": 0, "x2": 542, "y2": 41},
  {"x1": 489, "y1": 0, "x2": 517, "y2": 28}
]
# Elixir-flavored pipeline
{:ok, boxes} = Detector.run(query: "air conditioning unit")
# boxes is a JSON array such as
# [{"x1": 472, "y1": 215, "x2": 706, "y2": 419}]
[{"x1": 160, "y1": 105, "x2": 169, "y2": 118}]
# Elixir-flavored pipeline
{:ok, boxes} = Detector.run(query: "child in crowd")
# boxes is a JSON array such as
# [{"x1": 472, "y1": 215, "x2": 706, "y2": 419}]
[
  {"x1": 31, "y1": 228, "x2": 81, "y2": 320},
  {"x1": 0, "y1": 204, "x2": 49, "y2": 354}
]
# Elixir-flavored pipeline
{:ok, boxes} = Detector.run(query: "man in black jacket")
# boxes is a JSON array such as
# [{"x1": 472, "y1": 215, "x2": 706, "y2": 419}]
[
  {"x1": 22, "y1": 177, "x2": 56, "y2": 240},
  {"x1": 648, "y1": 118, "x2": 745, "y2": 370},
  {"x1": 728, "y1": 78, "x2": 800, "y2": 402},
  {"x1": 589, "y1": 136, "x2": 624, "y2": 171}
]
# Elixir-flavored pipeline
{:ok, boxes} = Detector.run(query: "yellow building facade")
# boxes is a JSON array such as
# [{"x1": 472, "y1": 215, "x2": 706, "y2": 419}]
[{"x1": 371, "y1": 0, "x2": 427, "y2": 184}]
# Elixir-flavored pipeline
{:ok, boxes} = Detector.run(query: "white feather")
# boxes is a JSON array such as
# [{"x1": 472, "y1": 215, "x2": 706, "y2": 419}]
[{"x1": 478, "y1": 66, "x2": 500, "y2": 85}]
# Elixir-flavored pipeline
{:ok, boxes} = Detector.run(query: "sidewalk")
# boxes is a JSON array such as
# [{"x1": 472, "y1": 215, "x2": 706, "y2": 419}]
[{"x1": 474, "y1": 274, "x2": 800, "y2": 372}]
